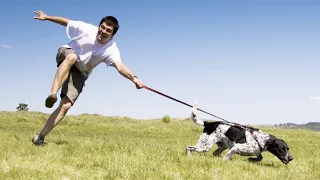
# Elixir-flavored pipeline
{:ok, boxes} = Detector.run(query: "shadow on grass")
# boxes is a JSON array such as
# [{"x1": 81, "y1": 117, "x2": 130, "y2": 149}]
[
  {"x1": 53, "y1": 140, "x2": 69, "y2": 145},
  {"x1": 255, "y1": 162, "x2": 278, "y2": 167},
  {"x1": 183, "y1": 152, "x2": 278, "y2": 167},
  {"x1": 247, "y1": 160, "x2": 281, "y2": 168}
]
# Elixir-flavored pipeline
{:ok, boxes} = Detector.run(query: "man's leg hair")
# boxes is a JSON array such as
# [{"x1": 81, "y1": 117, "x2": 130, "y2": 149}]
[
  {"x1": 46, "y1": 53, "x2": 77, "y2": 108},
  {"x1": 39, "y1": 96, "x2": 72, "y2": 139}
]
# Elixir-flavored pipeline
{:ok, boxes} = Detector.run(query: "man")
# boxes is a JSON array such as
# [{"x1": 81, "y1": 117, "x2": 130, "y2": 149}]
[{"x1": 31, "y1": 10, "x2": 144, "y2": 146}]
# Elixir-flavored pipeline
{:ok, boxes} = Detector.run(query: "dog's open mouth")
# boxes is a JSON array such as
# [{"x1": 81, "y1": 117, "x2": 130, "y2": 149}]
[
  {"x1": 280, "y1": 155, "x2": 293, "y2": 164},
  {"x1": 281, "y1": 159, "x2": 290, "y2": 164}
]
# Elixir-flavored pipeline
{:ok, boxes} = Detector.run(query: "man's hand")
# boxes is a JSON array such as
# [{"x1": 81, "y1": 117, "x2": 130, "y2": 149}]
[
  {"x1": 111, "y1": 61, "x2": 144, "y2": 89},
  {"x1": 33, "y1": 10, "x2": 48, "y2": 21},
  {"x1": 132, "y1": 77, "x2": 144, "y2": 89},
  {"x1": 33, "y1": 10, "x2": 69, "y2": 26}
]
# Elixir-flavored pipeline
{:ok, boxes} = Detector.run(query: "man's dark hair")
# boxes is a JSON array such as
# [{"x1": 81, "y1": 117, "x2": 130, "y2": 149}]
[{"x1": 99, "y1": 16, "x2": 120, "y2": 35}]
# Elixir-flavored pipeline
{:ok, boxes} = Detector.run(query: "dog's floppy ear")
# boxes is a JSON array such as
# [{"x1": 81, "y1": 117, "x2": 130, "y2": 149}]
[{"x1": 264, "y1": 138, "x2": 276, "y2": 151}]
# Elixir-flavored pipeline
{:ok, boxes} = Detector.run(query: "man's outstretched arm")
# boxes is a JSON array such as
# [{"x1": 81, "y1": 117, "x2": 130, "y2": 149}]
[
  {"x1": 111, "y1": 61, "x2": 144, "y2": 89},
  {"x1": 33, "y1": 10, "x2": 69, "y2": 27}
]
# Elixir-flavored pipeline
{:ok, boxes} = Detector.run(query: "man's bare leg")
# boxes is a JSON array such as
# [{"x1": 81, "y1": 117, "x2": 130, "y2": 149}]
[
  {"x1": 45, "y1": 53, "x2": 77, "y2": 108},
  {"x1": 40, "y1": 97, "x2": 72, "y2": 138},
  {"x1": 32, "y1": 97, "x2": 72, "y2": 146}
]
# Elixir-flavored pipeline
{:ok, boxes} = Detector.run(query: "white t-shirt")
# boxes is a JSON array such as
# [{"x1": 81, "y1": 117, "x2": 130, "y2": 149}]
[{"x1": 61, "y1": 20, "x2": 122, "y2": 78}]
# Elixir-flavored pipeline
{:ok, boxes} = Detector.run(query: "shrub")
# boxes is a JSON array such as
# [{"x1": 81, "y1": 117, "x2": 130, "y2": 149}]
[
  {"x1": 16, "y1": 103, "x2": 29, "y2": 111},
  {"x1": 162, "y1": 114, "x2": 171, "y2": 123}
]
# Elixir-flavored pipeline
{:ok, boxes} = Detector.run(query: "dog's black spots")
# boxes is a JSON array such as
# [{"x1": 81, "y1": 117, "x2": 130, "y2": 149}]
[
  {"x1": 203, "y1": 121, "x2": 221, "y2": 135},
  {"x1": 216, "y1": 141, "x2": 225, "y2": 148},
  {"x1": 225, "y1": 126, "x2": 246, "y2": 144},
  {"x1": 203, "y1": 121, "x2": 247, "y2": 143}
]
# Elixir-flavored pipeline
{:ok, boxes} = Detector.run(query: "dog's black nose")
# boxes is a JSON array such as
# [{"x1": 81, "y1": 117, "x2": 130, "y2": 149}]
[{"x1": 288, "y1": 156, "x2": 293, "y2": 161}]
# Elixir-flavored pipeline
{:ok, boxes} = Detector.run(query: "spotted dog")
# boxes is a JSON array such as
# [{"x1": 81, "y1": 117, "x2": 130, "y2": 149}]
[{"x1": 186, "y1": 103, "x2": 293, "y2": 164}]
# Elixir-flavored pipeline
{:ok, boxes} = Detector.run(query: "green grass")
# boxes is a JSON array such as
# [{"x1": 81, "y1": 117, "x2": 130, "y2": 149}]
[{"x1": 0, "y1": 111, "x2": 319, "y2": 180}]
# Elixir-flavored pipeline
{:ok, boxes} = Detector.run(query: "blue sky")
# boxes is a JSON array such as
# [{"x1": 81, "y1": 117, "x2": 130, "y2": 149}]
[{"x1": 0, "y1": 0, "x2": 319, "y2": 125}]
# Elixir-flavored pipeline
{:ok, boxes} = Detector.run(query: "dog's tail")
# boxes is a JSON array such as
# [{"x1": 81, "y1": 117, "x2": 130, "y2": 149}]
[{"x1": 190, "y1": 101, "x2": 205, "y2": 126}]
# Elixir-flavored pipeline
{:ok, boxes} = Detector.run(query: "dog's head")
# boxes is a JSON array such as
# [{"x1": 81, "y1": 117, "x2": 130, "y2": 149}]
[{"x1": 266, "y1": 137, "x2": 293, "y2": 164}]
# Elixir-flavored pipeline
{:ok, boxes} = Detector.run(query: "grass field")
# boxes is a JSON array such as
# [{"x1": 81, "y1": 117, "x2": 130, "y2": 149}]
[{"x1": 0, "y1": 111, "x2": 319, "y2": 180}]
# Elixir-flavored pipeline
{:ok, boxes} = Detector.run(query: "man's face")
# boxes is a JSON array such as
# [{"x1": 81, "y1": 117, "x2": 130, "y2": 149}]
[{"x1": 97, "y1": 22, "x2": 114, "y2": 44}]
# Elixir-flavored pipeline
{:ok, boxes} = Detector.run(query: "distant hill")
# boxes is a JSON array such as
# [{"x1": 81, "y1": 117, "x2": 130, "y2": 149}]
[{"x1": 275, "y1": 122, "x2": 320, "y2": 132}]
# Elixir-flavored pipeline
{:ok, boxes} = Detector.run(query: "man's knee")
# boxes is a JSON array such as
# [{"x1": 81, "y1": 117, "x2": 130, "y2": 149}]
[
  {"x1": 60, "y1": 97, "x2": 73, "y2": 112},
  {"x1": 56, "y1": 48, "x2": 77, "y2": 66},
  {"x1": 65, "y1": 53, "x2": 77, "y2": 65}
]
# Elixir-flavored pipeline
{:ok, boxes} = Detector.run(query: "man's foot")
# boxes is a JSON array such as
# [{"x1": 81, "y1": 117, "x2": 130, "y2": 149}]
[
  {"x1": 45, "y1": 93, "x2": 57, "y2": 108},
  {"x1": 32, "y1": 134, "x2": 47, "y2": 146}
]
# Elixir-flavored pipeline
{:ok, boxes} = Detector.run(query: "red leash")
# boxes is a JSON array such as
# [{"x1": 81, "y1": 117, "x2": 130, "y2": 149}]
[
  {"x1": 143, "y1": 85, "x2": 228, "y2": 121},
  {"x1": 143, "y1": 85, "x2": 259, "y2": 131}
]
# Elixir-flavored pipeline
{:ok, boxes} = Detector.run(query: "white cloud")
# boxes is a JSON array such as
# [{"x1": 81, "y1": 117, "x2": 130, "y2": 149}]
[
  {"x1": 2, "y1": 44, "x2": 11, "y2": 49},
  {"x1": 309, "y1": 96, "x2": 320, "y2": 101}
]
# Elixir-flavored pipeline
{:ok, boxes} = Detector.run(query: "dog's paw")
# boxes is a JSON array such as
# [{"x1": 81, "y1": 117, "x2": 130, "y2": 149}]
[
  {"x1": 213, "y1": 151, "x2": 221, "y2": 157},
  {"x1": 186, "y1": 146, "x2": 193, "y2": 155}
]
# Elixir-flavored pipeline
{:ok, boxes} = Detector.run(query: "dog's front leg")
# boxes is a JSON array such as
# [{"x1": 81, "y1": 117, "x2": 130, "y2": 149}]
[
  {"x1": 248, "y1": 154, "x2": 263, "y2": 162},
  {"x1": 223, "y1": 148, "x2": 237, "y2": 160},
  {"x1": 223, "y1": 143, "x2": 259, "y2": 160}
]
